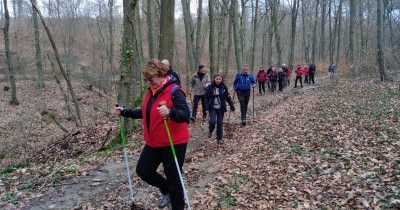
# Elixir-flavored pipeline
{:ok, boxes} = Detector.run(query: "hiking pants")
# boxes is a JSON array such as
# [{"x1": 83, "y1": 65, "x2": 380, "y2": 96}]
[
  {"x1": 237, "y1": 91, "x2": 251, "y2": 122},
  {"x1": 294, "y1": 76, "x2": 303, "y2": 88},
  {"x1": 278, "y1": 80, "x2": 284, "y2": 91},
  {"x1": 309, "y1": 73, "x2": 315, "y2": 84},
  {"x1": 270, "y1": 80, "x2": 277, "y2": 92},
  {"x1": 258, "y1": 81, "x2": 266, "y2": 94},
  {"x1": 209, "y1": 108, "x2": 224, "y2": 141},
  {"x1": 136, "y1": 144, "x2": 187, "y2": 210},
  {"x1": 192, "y1": 95, "x2": 206, "y2": 119}
]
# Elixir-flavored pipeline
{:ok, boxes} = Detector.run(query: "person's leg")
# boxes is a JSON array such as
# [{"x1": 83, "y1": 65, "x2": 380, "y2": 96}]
[
  {"x1": 200, "y1": 95, "x2": 207, "y2": 118},
  {"x1": 261, "y1": 82, "x2": 266, "y2": 93},
  {"x1": 161, "y1": 144, "x2": 187, "y2": 210},
  {"x1": 209, "y1": 109, "x2": 216, "y2": 137},
  {"x1": 267, "y1": 79, "x2": 271, "y2": 90},
  {"x1": 294, "y1": 77, "x2": 298, "y2": 88},
  {"x1": 192, "y1": 95, "x2": 201, "y2": 119},
  {"x1": 300, "y1": 77, "x2": 303, "y2": 88},
  {"x1": 216, "y1": 109, "x2": 224, "y2": 143},
  {"x1": 258, "y1": 83, "x2": 262, "y2": 94},
  {"x1": 136, "y1": 145, "x2": 168, "y2": 195},
  {"x1": 237, "y1": 92, "x2": 247, "y2": 124}
]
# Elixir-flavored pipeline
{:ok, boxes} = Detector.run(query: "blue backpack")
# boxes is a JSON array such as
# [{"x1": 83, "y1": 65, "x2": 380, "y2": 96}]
[{"x1": 171, "y1": 84, "x2": 192, "y2": 124}]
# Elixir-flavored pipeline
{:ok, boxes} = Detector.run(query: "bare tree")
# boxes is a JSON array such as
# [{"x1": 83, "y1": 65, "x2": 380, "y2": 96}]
[
  {"x1": 146, "y1": 0, "x2": 157, "y2": 58},
  {"x1": 209, "y1": 0, "x2": 217, "y2": 76},
  {"x1": 301, "y1": 1, "x2": 310, "y2": 63},
  {"x1": 348, "y1": 0, "x2": 357, "y2": 76},
  {"x1": 288, "y1": 0, "x2": 300, "y2": 71},
  {"x1": 3, "y1": 0, "x2": 19, "y2": 105},
  {"x1": 108, "y1": 0, "x2": 115, "y2": 73},
  {"x1": 32, "y1": 0, "x2": 44, "y2": 89},
  {"x1": 30, "y1": 0, "x2": 83, "y2": 126},
  {"x1": 231, "y1": 0, "x2": 242, "y2": 70},
  {"x1": 311, "y1": 0, "x2": 319, "y2": 63},
  {"x1": 319, "y1": 0, "x2": 326, "y2": 59},
  {"x1": 377, "y1": 0, "x2": 388, "y2": 81},
  {"x1": 195, "y1": 0, "x2": 203, "y2": 67},
  {"x1": 249, "y1": 0, "x2": 259, "y2": 73},
  {"x1": 159, "y1": 0, "x2": 175, "y2": 62},
  {"x1": 271, "y1": 0, "x2": 281, "y2": 66},
  {"x1": 335, "y1": 0, "x2": 343, "y2": 66},
  {"x1": 181, "y1": 0, "x2": 195, "y2": 75}
]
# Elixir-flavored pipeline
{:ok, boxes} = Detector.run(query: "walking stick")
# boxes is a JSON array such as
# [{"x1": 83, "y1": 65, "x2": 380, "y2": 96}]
[
  {"x1": 116, "y1": 105, "x2": 135, "y2": 203},
  {"x1": 159, "y1": 102, "x2": 192, "y2": 210}
]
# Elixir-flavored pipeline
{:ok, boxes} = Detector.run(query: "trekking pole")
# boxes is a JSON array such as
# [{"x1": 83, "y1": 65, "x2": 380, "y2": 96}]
[
  {"x1": 159, "y1": 102, "x2": 192, "y2": 210},
  {"x1": 116, "y1": 105, "x2": 135, "y2": 203}
]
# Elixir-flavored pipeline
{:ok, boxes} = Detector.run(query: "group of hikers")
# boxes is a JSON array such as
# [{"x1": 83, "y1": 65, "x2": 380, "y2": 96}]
[{"x1": 113, "y1": 58, "x2": 336, "y2": 210}]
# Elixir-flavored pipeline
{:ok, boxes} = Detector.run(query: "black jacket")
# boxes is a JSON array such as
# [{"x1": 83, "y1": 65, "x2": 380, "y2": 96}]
[
  {"x1": 167, "y1": 68, "x2": 181, "y2": 86},
  {"x1": 204, "y1": 83, "x2": 235, "y2": 112}
]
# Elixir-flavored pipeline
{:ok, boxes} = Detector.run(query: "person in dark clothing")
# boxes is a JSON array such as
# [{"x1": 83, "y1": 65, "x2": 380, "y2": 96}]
[
  {"x1": 328, "y1": 63, "x2": 336, "y2": 80},
  {"x1": 161, "y1": 59, "x2": 181, "y2": 86},
  {"x1": 266, "y1": 65, "x2": 273, "y2": 90},
  {"x1": 189, "y1": 65, "x2": 211, "y2": 122},
  {"x1": 308, "y1": 62, "x2": 316, "y2": 84},
  {"x1": 115, "y1": 59, "x2": 190, "y2": 210},
  {"x1": 294, "y1": 65, "x2": 303, "y2": 88},
  {"x1": 204, "y1": 74, "x2": 235, "y2": 144},
  {"x1": 269, "y1": 68, "x2": 278, "y2": 92},
  {"x1": 277, "y1": 68, "x2": 285, "y2": 91},
  {"x1": 233, "y1": 64, "x2": 256, "y2": 126},
  {"x1": 256, "y1": 66, "x2": 267, "y2": 94}
]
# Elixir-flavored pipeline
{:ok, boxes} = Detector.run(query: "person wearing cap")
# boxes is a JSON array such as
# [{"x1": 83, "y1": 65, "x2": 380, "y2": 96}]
[
  {"x1": 114, "y1": 59, "x2": 190, "y2": 210},
  {"x1": 161, "y1": 59, "x2": 181, "y2": 86},
  {"x1": 189, "y1": 65, "x2": 211, "y2": 122},
  {"x1": 233, "y1": 64, "x2": 256, "y2": 126}
]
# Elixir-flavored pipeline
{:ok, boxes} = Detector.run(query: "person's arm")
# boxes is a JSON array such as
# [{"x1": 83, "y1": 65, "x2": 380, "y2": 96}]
[
  {"x1": 121, "y1": 108, "x2": 142, "y2": 119},
  {"x1": 225, "y1": 87, "x2": 235, "y2": 111},
  {"x1": 204, "y1": 86, "x2": 211, "y2": 112},
  {"x1": 169, "y1": 90, "x2": 190, "y2": 123},
  {"x1": 233, "y1": 74, "x2": 239, "y2": 91}
]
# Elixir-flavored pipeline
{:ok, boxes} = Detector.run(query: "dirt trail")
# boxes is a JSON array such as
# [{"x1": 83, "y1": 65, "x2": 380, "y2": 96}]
[{"x1": 21, "y1": 81, "x2": 325, "y2": 210}]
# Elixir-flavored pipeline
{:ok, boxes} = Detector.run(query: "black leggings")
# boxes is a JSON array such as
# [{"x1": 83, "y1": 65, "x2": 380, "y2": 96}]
[{"x1": 136, "y1": 144, "x2": 187, "y2": 210}]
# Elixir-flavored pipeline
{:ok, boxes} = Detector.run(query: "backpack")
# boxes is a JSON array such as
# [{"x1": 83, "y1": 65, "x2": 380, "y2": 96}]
[{"x1": 171, "y1": 84, "x2": 191, "y2": 124}]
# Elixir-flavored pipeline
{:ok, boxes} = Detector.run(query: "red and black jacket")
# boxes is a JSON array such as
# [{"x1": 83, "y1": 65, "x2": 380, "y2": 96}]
[{"x1": 121, "y1": 80, "x2": 190, "y2": 148}]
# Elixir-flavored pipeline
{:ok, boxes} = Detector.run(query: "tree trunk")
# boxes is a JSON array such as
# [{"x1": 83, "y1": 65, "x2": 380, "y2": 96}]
[
  {"x1": 158, "y1": 0, "x2": 175, "y2": 62},
  {"x1": 31, "y1": 0, "x2": 83, "y2": 126},
  {"x1": 329, "y1": 0, "x2": 334, "y2": 64},
  {"x1": 335, "y1": 0, "x2": 342, "y2": 66},
  {"x1": 311, "y1": 0, "x2": 319, "y2": 63},
  {"x1": 231, "y1": 0, "x2": 242, "y2": 71},
  {"x1": 181, "y1": 0, "x2": 195, "y2": 85},
  {"x1": 358, "y1": 0, "x2": 364, "y2": 58},
  {"x1": 271, "y1": 0, "x2": 281, "y2": 67},
  {"x1": 3, "y1": 0, "x2": 19, "y2": 105},
  {"x1": 195, "y1": 0, "x2": 203, "y2": 67},
  {"x1": 301, "y1": 1, "x2": 309, "y2": 63},
  {"x1": 288, "y1": 0, "x2": 300, "y2": 72},
  {"x1": 377, "y1": 0, "x2": 388, "y2": 81},
  {"x1": 32, "y1": 0, "x2": 44, "y2": 89},
  {"x1": 240, "y1": 0, "x2": 247, "y2": 64},
  {"x1": 208, "y1": 0, "x2": 217, "y2": 77},
  {"x1": 146, "y1": 0, "x2": 157, "y2": 58},
  {"x1": 319, "y1": 0, "x2": 326, "y2": 59},
  {"x1": 348, "y1": 0, "x2": 357, "y2": 76},
  {"x1": 108, "y1": 0, "x2": 114, "y2": 73},
  {"x1": 250, "y1": 0, "x2": 259, "y2": 73}
]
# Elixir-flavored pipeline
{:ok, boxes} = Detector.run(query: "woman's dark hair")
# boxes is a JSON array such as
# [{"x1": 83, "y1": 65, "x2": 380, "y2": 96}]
[{"x1": 213, "y1": 74, "x2": 225, "y2": 86}]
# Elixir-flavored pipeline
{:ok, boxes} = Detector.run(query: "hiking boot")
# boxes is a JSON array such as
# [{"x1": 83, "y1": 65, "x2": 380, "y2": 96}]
[
  {"x1": 208, "y1": 132, "x2": 212, "y2": 138},
  {"x1": 157, "y1": 194, "x2": 171, "y2": 209},
  {"x1": 217, "y1": 139, "x2": 223, "y2": 144},
  {"x1": 190, "y1": 117, "x2": 196, "y2": 123},
  {"x1": 241, "y1": 121, "x2": 246, "y2": 126}
]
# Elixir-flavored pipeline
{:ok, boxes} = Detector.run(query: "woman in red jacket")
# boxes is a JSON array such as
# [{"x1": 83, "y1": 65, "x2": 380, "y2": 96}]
[
  {"x1": 303, "y1": 64, "x2": 309, "y2": 84},
  {"x1": 256, "y1": 66, "x2": 267, "y2": 94},
  {"x1": 294, "y1": 65, "x2": 303, "y2": 88},
  {"x1": 115, "y1": 59, "x2": 190, "y2": 210}
]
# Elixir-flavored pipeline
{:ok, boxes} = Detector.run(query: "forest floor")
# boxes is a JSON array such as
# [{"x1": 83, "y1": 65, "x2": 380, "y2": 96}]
[{"x1": 1, "y1": 74, "x2": 400, "y2": 209}]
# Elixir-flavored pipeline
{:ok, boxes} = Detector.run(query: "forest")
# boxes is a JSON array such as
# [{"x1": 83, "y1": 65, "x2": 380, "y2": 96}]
[{"x1": 0, "y1": 0, "x2": 399, "y2": 209}]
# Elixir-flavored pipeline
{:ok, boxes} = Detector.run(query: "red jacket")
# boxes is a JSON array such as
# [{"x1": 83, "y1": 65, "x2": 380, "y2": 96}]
[
  {"x1": 295, "y1": 67, "x2": 303, "y2": 77},
  {"x1": 141, "y1": 83, "x2": 190, "y2": 147},
  {"x1": 303, "y1": 67, "x2": 309, "y2": 76},
  {"x1": 256, "y1": 70, "x2": 268, "y2": 82}
]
